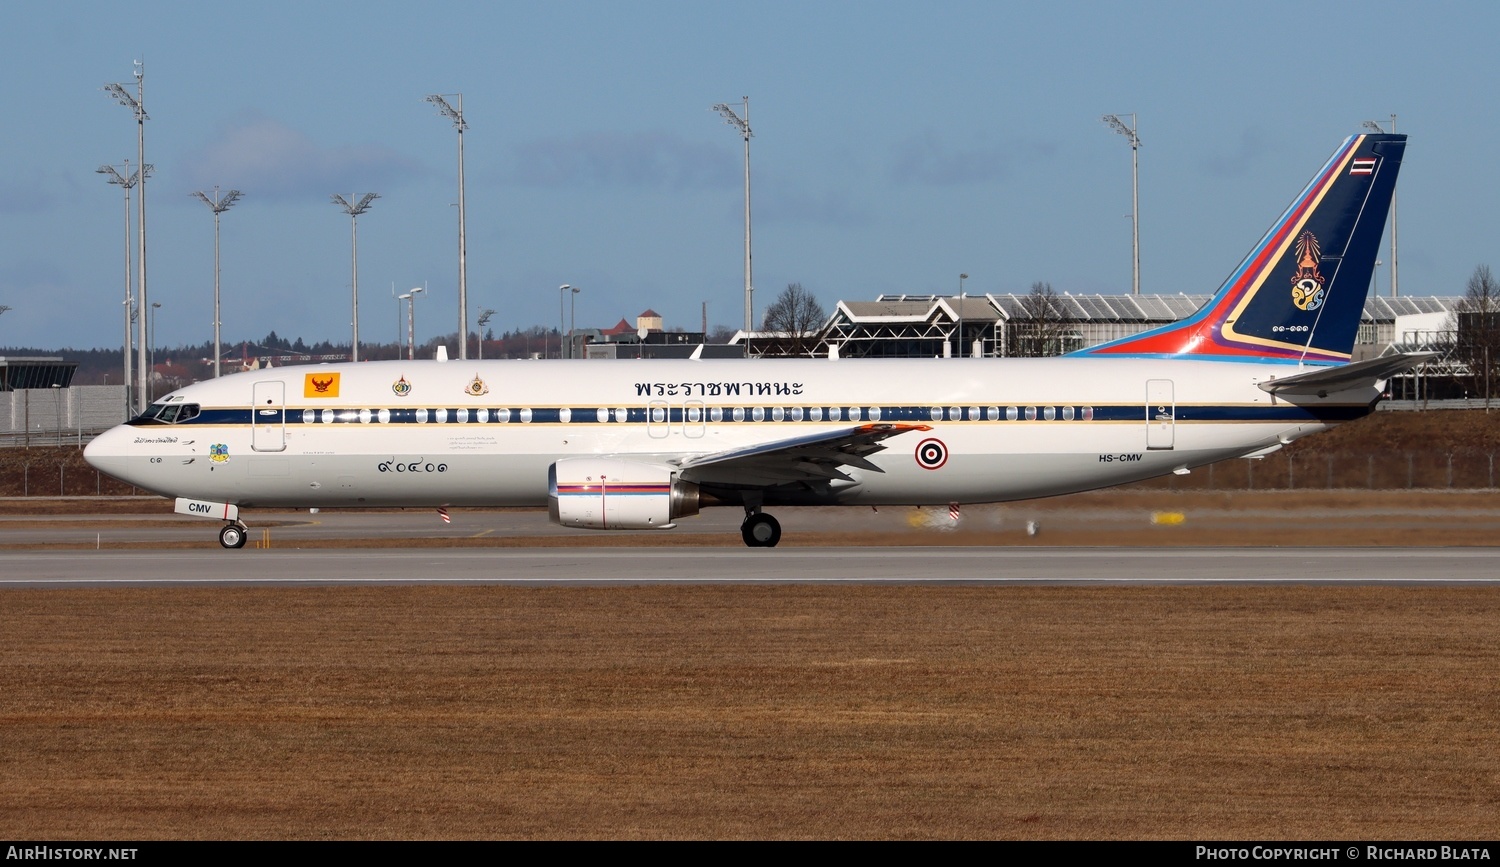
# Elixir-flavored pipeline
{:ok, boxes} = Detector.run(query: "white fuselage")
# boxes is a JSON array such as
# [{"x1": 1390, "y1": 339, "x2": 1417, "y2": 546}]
[{"x1": 84, "y1": 356, "x2": 1371, "y2": 511}]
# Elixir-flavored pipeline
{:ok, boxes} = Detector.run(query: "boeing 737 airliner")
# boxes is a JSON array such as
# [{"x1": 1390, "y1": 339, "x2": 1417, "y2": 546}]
[{"x1": 86, "y1": 133, "x2": 1416, "y2": 548}]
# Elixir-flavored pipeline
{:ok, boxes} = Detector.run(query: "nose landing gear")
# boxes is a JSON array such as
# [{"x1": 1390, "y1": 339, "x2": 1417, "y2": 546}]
[{"x1": 218, "y1": 522, "x2": 249, "y2": 549}]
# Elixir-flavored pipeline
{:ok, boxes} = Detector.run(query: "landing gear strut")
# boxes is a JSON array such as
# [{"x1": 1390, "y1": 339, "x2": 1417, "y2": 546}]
[
  {"x1": 741, "y1": 510, "x2": 781, "y2": 548},
  {"x1": 218, "y1": 522, "x2": 249, "y2": 550}
]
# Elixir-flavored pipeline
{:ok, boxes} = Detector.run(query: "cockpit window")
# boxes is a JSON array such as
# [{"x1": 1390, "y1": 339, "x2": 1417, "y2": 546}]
[{"x1": 134, "y1": 402, "x2": 201, "y2": 425}]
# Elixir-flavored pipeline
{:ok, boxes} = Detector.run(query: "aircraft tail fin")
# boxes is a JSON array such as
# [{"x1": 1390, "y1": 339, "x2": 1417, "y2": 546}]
[{"x1": 1074, "y1": 133, "x2": 1405, "y2": 363}]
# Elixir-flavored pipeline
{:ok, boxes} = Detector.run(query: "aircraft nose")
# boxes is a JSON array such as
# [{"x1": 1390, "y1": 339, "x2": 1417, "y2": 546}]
[{"x1": 83, "y1": 425, "x2": 132, "y2": 481}]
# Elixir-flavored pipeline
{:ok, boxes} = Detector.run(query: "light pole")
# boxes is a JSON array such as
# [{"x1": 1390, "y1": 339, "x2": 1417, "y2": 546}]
[
  {"x1": 958, "y1": 273, "x2": 968, "y2": 359},
  {"x1": 477, "y1": 308, "x2": 496, "y2": 359},
  {"x1": 426, "y1": 93, "x2": 469, "y2": 359},
  {"x1": 558, "y1": 284, "x2": 572, "y2": 358},
  {"x1": 1102, "y1": 114, "x2": 1141, "y2": 295},
  {"x1": 570, "y1": 285, "x2": 582, "y2": 359},
  {"x1": 192, "y1": 187, "x2": 242, "y2": 377},
  {"x1": 97, "y1": 160, "x2": 150, "y2": 411},
  {"x1": 1363, "y1": 115, "x2": 1398, "y2": 297},
  {"x1": 400, "y1": 286, "x2": 424, "y2": 359},
  {"x1": 331, "y1": 193, "x2": 379, "y2": 362},
  {"x1": 103, "y1": 61, "x2": 150, "y2": 413},
  {"x1": 149, "y1": 301, "x2": 161, "y2": 403},
  {"x1": 713, "y1": 97, "x2": 754, "y2": 329}
]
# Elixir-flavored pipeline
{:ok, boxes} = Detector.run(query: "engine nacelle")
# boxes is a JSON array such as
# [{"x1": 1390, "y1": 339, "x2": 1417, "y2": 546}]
[{"x1": 548, "y1": 458, "x2": 700, "y2": 530}]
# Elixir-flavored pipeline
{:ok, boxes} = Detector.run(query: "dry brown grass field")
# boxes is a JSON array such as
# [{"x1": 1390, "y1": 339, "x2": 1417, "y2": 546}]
[{"x1": 2, "y1": 585, "x2": 1498, "y2": 840}]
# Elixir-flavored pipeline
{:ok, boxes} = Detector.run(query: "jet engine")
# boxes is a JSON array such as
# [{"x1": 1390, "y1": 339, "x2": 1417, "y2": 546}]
[{"x1": 548, "y1": 458, "x2": 700, "y2": 530}]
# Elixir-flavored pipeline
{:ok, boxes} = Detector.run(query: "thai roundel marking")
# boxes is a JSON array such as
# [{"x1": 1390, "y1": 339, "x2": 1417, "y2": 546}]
[{"x1": 915, "y1": 438, "x2": 948, "y2": 470}]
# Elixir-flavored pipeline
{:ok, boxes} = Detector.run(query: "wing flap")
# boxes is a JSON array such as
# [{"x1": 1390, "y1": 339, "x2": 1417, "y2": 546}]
[{"x1": 677, "y1": 422, "x2": 931, "y2": 486}]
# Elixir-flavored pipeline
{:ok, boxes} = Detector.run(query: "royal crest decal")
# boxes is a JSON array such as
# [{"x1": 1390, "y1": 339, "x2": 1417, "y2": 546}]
[
  {"x1": 303, "y1": 372, "x2": 340, "y2": 398},
  {"x1": 465, "y1": 374, "x2": 490, "y2": 397},
  {"x1": 392, "y1": 375, "x2": 412, "y2": 397},
  {"x1": 1290, "y1": 231, "x2": 1326, "y2": 312},
  {"x1": 210, "y1": 443, "x2": 230, "y2": 463}
]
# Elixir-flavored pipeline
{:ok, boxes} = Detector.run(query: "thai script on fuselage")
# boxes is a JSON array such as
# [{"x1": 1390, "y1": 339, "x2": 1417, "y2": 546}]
[
  {"x1": 133, "y1": 436, "x2": 179, "y2": 444},
  {"x1": 378, "y1": 458, "x2": 449, "y2": 473},
  {"x1": 634, "y1": 381, "x2": 804, "y2": 398}
]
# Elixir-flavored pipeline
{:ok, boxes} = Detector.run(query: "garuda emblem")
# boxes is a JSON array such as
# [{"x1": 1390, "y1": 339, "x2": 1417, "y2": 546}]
[
  {"x1": 465, "y1": 375, "x2": 490, "y2": 397},
  {"x1": 1290, "y1": 231, "x2": 1326, "y2": 312},
  {"x1": 392, "y1": 375, "x2": 412, "y2": 397}
]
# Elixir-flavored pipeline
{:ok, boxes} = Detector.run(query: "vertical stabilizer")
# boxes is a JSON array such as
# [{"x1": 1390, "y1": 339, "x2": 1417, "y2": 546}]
[{"x1": 1075, "y1": 133, "x2": 1405, "y2": 362}]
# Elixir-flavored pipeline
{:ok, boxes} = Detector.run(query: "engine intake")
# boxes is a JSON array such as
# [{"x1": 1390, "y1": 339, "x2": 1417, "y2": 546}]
[{"x1": 548, "y1": 458, "x2": 700, "y2": 530}]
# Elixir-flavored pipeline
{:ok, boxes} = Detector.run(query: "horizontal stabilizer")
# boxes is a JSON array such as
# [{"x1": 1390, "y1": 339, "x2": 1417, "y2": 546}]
[{"x1": 1257, "y1": 352, "x2": 1438, "y2": 396}]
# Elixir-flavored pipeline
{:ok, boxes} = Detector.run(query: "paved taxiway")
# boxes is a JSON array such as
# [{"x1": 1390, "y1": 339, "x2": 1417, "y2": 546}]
[{"x1": 6, "y1": 547, "x2": 1500, "y2": 586}]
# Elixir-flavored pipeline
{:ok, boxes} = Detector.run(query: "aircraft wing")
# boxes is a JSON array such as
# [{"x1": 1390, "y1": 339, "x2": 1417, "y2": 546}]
[
  {"x1": 1257, "y1": 351, "x2": 1439, "y2": 396},
  {"x1": 674, "y1": 422, "x2": 932, "y2": 485}
]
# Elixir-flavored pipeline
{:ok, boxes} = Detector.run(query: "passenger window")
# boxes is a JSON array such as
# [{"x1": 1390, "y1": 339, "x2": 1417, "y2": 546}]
[
  {"x1": 1006, "y1": 406, "x2": 1018, "y2": 421},
  {"x1": 868, "y1": 406, "x2": 882, "y2": 421},
  {"x1": 986, "y1": 406, "x2": 999, "y2": 421},
  {"x1": 930, "y1": 407, "x2": 943, "y2": 421},
  {"x1": 1063, "y1": 405, "x2": 1075, "y2": 421},
  {"x1": 732, "y1": 407, "x2": 745, "y2": 422},
  {"x1": 1043, "y1": 406, "x2": 1056, "y2": 421},
  {"x1": 751, "y1": 407, "x2": 765, "y2": 422},
  {"x1": 1024, "y1": 406, "x2": 1037, "y2": 421},
  {"x1": 1082, "y1": 406, "x2": 1095, "y2": 421}
]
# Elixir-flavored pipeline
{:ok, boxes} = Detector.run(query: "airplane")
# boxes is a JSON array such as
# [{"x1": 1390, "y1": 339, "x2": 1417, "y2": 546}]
[{"x1": 85, "y1": 132, "x2": 1419, "y2": 549}]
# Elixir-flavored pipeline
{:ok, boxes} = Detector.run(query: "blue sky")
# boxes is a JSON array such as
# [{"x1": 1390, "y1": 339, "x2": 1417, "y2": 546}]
[{"x1": 2, "y1": 0, "x2": 1495, "y2": 352}]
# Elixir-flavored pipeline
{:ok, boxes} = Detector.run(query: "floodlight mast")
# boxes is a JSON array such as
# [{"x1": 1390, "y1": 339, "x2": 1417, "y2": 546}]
[
  {"x1": 331, "y1": 193, "x2": 379, "y2": 362},
  {"x1": 713, "y1": 97, "x2": 753, "y2": 329},
  {"x1": 98, "y1": 160, "x2": 150, "y2": 415},
  {"x1": 193, "y1": 187, "x2": 242, "y2": 377},
  {"x1": 477, "y1": 308, "x2": 496, "y2": 359},
  {"x1": 103, "y1": 61, "x2": 150, "y2": 413},
  {"x1": 426, "y1": 93, "x2": 470, "y2": 358},
  {"x1": 1362, "y1": 115, "x2": 1398, "y2": 297},
  {"x1": 1102, "y1": 113, "x2": 1141, "y2": 296}
]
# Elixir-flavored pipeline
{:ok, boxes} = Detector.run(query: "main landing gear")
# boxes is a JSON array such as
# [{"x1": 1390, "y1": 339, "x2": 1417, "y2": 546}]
[
  {"x1": 741, "y1": 509, "x2": 782, "y2": 548},
  {"x1": 218, "y1": 521, "x2": 249, "y2": 549}
]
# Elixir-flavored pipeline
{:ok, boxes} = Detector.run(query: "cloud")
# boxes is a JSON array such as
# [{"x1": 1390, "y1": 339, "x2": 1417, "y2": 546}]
[
  {"x1": 507, "y1": 132, "x2": 736, "y2": 189},
  {"x1": 177, "y1": 117, "x2": 422, "y2": 202},
  {"x1": 890, "y1": 132, "x2": 1057, "y2": 186},
  {"x1": 758, "y1": 185, "x2": 870, "y2": 227},
  {"x1": 1199, "y1": 129, "x2": 1269, "y2": 178},
  {"x1": 0, "y1": 179, "x2": 55, "y2": 215}
]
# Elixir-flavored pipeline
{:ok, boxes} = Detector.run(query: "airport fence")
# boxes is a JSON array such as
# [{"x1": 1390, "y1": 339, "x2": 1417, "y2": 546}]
[
  {"x1": 2, "y1": 445, "x2": 1500, "y2": 499},
  {"x1": 1128, "y1": 449, "x2": 1500, "y2": 492},
  {"x1": 0, "y1": 447, "x2": 140, "y2": 498}
]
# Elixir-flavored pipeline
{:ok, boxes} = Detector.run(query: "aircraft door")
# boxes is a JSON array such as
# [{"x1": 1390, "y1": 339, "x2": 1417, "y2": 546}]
[
  {"x1": 252, "y1": 381, "x2": 287, "y2": 452},
  {"x1": 1146, "y1": 379, "x2": 1174, "y2": 450}
]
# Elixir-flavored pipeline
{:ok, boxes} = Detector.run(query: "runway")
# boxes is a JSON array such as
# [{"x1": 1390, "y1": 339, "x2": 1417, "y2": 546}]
[{"x1": 6, "y1": 546, "x2": 1500, "y2": 586}]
